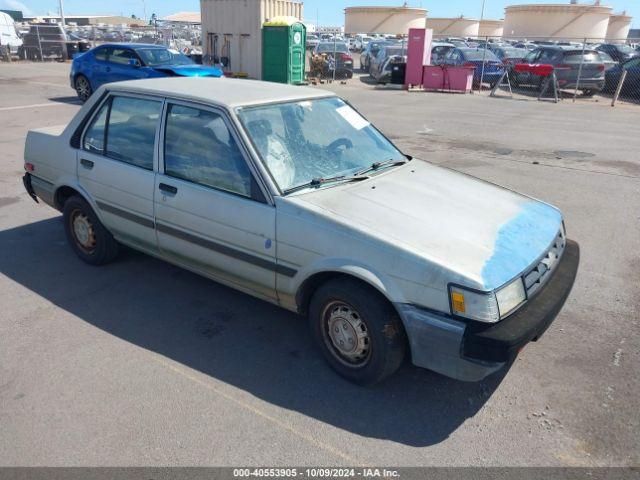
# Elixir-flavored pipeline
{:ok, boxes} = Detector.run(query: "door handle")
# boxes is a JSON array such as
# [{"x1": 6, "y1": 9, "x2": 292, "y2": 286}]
[
  {"x1": 159, "y1": 183, "x2": 178, "y2": 195},
  {"x1": 80, "y1": 158, "x2": 94, "y2": 169},
  {"x1": 105, "y1": 66, "x2": 111, "y2": 72}
]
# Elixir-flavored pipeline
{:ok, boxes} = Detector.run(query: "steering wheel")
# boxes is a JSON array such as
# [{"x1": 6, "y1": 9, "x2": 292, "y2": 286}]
[{"x1": 326, "y1": 138, "x2": 353, "y2": 154}]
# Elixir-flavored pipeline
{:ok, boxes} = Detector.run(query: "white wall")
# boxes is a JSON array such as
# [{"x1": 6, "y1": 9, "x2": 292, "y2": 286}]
[
  {"x1": 425, "y1": 18, "x2": 480, "y2": 38},
  {"x1": 344, "y1": 7, "x2": 426, "y2": 35}
]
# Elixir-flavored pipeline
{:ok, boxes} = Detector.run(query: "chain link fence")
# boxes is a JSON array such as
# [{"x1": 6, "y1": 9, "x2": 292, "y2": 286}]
[
  {"x1": 427, "y1": 34, "x2": 640, "y2": 106},
  {"x1": 13, "y1": 22, "x2": 203, "y2": 63}
]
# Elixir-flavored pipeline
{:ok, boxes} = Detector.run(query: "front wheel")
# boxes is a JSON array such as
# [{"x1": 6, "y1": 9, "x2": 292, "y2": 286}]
[
  {"x1": 309, "y1": 278, "x2": 406, "y2": 385},
  {"x1": 74, "y1": 74, "x2": 92, "y2": 102}
]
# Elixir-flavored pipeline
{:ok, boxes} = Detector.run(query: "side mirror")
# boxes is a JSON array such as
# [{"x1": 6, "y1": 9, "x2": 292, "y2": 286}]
[{"x1": 128, "y1": 58, "x2": 141, "y2": 68}]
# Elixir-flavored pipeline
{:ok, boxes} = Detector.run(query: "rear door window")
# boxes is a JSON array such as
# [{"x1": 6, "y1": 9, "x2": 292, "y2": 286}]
[
  {"x1": 93, "y1": 47, "x2": 108, "y2": 62},
  {"x1": 106, "y1": 96, "x2": 162, "y2": 169}
]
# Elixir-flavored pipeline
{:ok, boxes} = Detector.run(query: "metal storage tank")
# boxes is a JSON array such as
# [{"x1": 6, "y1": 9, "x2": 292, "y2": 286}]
[
  {"x1": 425, "y1": 17, "x2": 480, "y2": 38},
  {"x1": 606, "y1": 13, "x2": 632, "y2": 43},
  {"x1": 478, "y1": 19, "x2": 504, "y2": 38},
  {"x1": 344, "y1": 6, "x2": 427, "y2": 35},
  {"x1": 503, "y1": 3, "x2": 612, "y2": 42},
  {"x1": 200, "y1": 0, "x2": 303, "y2": 79}
]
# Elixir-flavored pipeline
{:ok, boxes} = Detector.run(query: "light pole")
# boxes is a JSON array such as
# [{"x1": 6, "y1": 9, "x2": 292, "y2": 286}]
[
  {"x1": 478, "y1": 0, "x2": 487, "y2": 91},
  {"x1": 58, "y1": 0, "x2": 66, "y2": 27}
]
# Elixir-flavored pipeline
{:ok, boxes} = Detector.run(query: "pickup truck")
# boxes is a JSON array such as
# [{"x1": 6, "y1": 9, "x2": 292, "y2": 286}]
[{"x1": 23, "y1": 77, "x2": 579, "y2": 385}]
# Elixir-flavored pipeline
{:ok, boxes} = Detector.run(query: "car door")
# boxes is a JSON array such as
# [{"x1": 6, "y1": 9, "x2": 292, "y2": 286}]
[
  {"x1": 154, "y1": 100, "x2": 277, "y2": 301},
  {"x1": 106, "y1": 47, "x2": 148, "y2": 82},
  {"x1": 78, "y1": 93, "x2": 162, "y2": 253},
  {"x1": 88, "y1": 46, "x2": 111, "y2": 88}
]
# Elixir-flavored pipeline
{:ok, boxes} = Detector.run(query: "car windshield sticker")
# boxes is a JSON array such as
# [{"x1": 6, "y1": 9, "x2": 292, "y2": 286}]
[{"x1": 336, "y1": 105, "x2": 369, "y2": 130}]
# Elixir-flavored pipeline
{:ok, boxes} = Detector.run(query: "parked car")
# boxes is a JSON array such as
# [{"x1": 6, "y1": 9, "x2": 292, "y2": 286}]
[
  {"x1": 20, "y1": 23, "x2": 69, "y2": 61},
  {"x1": 596, "y1": 43, "x2": 639, "y2": 64},
  {"x1": 491, "y1": 47, "x2": 528, "y2": 66},
  {"x1": 23, "y1": 77, "x2": 579, "y2": 385},
  {"x1": 513, "y1": 42, "x2": 538, "y2": 51},
  {"x1": 70, "y1": 43, "x2": 223, "y2": 102},
  {"x1": 0, "y1": 11, "x2": 22, "y2": 55},
  {"x1": 603, "y1": 57, "x2": 640, "y2": 95},
  {"x1": 513, "y1": 47, "x2": 605, "y2": 95},
  {"x1": 442, "y1": 48, "x2": 505, "y2": 87},
  {"x1": 305, "y1": 34, "x2": 319, "y2": 49},
  {"x1": 597, "y1": 51, "x2": 618, "y2": 72},
  {"x1": 369, "y1": 45, "x2": 407, "y2": 83},
  {"x1": 312, "y1": 42, "x2": 353, "y2": 79},
  {"x1": 431, "y1": 42, "x2": 455, "y2": 65},
  {"x1": 359, "y1": 40, "x2": 390, "y2": 72}
]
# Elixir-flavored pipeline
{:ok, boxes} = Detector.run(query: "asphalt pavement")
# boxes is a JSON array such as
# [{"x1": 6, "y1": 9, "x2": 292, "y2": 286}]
[{"x1": 0, "y1": 62, "x2": 638, "y2": 467}]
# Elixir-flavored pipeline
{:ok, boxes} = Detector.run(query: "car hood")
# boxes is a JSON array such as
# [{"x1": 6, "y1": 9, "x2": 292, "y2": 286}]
[
  {"x1": 152, "y1": 65, "x2": 223, "y2": 77},
  {"x1": 287, "y1": 161, "x2": 563, "y2": 291}
]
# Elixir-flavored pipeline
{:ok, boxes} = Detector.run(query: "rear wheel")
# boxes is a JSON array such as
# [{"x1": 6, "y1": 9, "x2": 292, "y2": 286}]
[
  {"x1": 309, "y1": 277, "x2": 406, "y2": 385},
  {"x1": 582, "y1": 89, "x2": 596, "y2": 97},
  {"x1": 63, "y1": 196, "x2": 119, "y2": 265},
  {"x1": 74, "y1": 74, "x2": 92, "y2": 102}
]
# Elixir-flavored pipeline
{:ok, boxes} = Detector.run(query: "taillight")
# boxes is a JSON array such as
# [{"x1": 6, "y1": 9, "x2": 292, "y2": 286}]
[
  {"x1": 340, "y1": 53, "x2": 352, "y2": 61},
  {"x1": 463, "y1": 62, "x2": 476, "y2": 68},
  {"x1": 24, "y1": 163, "x2": 34, "y2": 172},
  {"x1": 597, "y1": 64, "x2": 605, "y2": 71}
]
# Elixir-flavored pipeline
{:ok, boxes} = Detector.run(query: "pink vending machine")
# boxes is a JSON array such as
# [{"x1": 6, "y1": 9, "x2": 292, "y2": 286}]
[{"x1": 404, "y1": 28, "x2": 433, "y2": 88}]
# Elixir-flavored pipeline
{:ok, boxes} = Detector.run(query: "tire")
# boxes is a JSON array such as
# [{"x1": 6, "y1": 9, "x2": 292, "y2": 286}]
[
  {"x1": 74, "y1": 74, "x2": 92, "y2": 102},
  {"x1": 582, "y1": 89, "x2": 596, "y2": 97},
  {"x1": 63, "y1": 195, "x2": 119, "y2": 265},
  {"x1": 309, "y1": 277, "x2": 406, "y2": 385}
]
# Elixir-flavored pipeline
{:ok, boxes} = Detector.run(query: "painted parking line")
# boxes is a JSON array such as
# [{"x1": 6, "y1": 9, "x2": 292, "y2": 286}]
[
  {"x1": 151, "y1": 355, "x2": 365, "y2": 466},
  {"x1": 0, "y1": 103, "x2": 70, "y2": 112}
]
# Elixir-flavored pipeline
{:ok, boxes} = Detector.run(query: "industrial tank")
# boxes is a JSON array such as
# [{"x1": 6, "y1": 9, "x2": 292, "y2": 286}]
[
  {"x1": 503, "y1": 3, "x2": 612, "y2": 42},
  {"x1": 478, "y1": 19, "x2": 504, "y2": 38},
  {"x1": 344, "y1": 6, "x2": 427, "y2": 35},
  {"x1": 606, "y1": 13, "x2": 632, "y2": 43},
  {"x1": 425, "y1": 17, "x2": 480, "y2": 38}
]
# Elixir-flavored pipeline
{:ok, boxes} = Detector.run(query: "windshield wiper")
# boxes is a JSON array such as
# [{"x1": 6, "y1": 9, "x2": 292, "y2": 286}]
[
  {"x1": 354, "y1": 159, "x2": 406, "y2": 176},
  {"x1": 283, "y1": 175, "x2": 368, "y2": 195}
]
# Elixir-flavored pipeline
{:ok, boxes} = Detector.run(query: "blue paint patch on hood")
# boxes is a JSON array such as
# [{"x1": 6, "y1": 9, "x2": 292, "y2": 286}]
[
  {"x1": 154, "y1": 65, "x2": 223, "y2": 77},
  {"x1": 481, "y1": 201, "x2": 563, "y2": 290}
]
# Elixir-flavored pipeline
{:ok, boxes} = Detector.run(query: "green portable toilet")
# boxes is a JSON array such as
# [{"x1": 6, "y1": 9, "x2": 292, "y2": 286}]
[{"x1": 262, "y1": 16, "x2": 306, "y2": 84}]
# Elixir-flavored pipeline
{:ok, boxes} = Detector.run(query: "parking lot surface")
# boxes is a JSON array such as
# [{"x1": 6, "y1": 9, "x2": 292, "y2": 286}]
[{"x1": 0, "y1": 62, "x2": 638, "y2": 467}]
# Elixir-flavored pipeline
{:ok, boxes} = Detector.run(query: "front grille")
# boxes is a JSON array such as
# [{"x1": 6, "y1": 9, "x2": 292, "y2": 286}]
[{"x1": 523, "y1": 229, "x2": 566, "y2": 298}]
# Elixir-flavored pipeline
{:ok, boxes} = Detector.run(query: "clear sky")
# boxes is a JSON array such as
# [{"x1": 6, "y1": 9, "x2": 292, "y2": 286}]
[{"x1": 5, "y1": 0, "x2": 639, "y2": 27}]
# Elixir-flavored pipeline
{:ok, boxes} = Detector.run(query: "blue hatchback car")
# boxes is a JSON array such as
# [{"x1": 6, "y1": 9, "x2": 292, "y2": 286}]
[
  {"x1": 443, "y1": 47, "x2": 505, "y2": 87},
  {"x1": 70, "y1": 44, "x2": 223, "y2": 101}
]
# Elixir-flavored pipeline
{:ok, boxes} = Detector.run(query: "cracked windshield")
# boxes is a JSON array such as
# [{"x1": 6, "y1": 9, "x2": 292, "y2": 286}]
[{"x1": 237, "y1": 97, "x2": 405, "y2": 193}]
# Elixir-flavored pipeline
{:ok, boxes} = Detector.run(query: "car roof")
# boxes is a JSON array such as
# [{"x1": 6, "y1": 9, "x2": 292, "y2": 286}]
[
  {"x1": 107, "y1": 77, "x2": 334, "y2": 108},
  {"x1": 95, "y1": 43, "x2": 166, "y2": 49}
]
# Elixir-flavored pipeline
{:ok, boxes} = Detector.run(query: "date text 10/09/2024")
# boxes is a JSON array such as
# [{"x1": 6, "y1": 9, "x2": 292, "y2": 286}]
[{"x1": 232, "y1": 469, "x2": 400, "y2": 478}]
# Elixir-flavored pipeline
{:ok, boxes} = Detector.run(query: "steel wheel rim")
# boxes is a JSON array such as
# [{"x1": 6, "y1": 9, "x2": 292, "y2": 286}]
[
  {"x1": 321, "y1": 301, "x2": 371, "y2": 368},
  {"x1": 76, "y1": 77, "x2": 90, "y2": 100},
  {"x1": 70, "y1": 209, "x2": 96, "y2": 253}
]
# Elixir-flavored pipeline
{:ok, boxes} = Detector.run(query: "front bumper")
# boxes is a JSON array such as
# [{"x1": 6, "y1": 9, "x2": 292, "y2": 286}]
[{"x1": 396, "y1": 239, "x2": 580, "y2": 381}]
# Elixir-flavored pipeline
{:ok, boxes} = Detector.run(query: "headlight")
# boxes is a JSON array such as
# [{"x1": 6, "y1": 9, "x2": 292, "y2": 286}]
[
  {"x1": 449, "y1": 286, "x2": 499, "y2": 323},
  {"x1": 495, "y1": 277, "x2": 526, "y2": 317},
  {"x1": 450, "y1": 277, "x2": 526, "y2": 323}
]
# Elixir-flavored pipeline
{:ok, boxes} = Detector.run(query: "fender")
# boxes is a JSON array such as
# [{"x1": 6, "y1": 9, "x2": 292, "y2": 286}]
[
  {"x1": 289, "y1": 257, "x2": 409, "y2": 312},
  {"x1": 52, "y1": 178, "x2": 109, "y2": 227}
]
